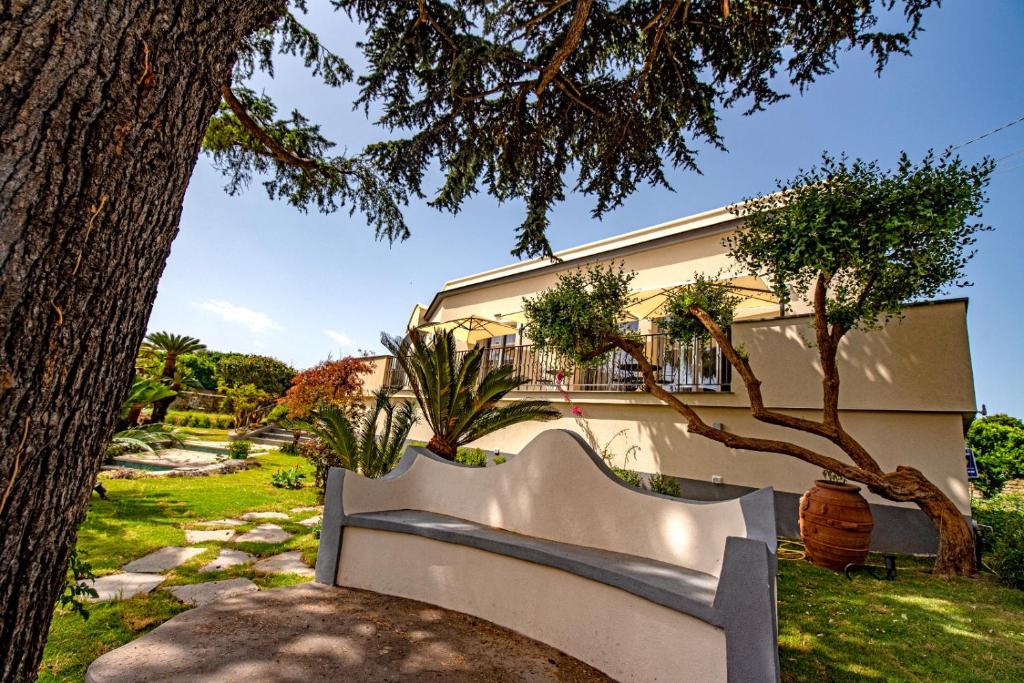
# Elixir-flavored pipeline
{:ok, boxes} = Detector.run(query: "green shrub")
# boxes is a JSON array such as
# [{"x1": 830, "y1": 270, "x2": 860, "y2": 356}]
[
  {"x1": 264, "y1": 403, "x2": 290, "y2": 424},
  {"x1": 612, "y1": 466, "x2": 642, "y2": 488},
  {"x1": 975, "y1": 494, "x2": 1024, "y2": 588},
  {"x1": 455, "y1": 447, "x2": 488, "y2": 467},
  {"x1": 648, "y1": 473, "x2": 681, "y2": 497},
  {"x1": 493, "y1": 455, "x2": 507, "y2": 465},
  {"x1": 312, "y1": 520, "x2": 322, "y2": 539},
  {"x1": 227, "y1": 440, "x2": 253, "y2": 459},
  {"x1": 271, "y1": 467, "x2": 305, "y2": 489},
  {"x1": 967, "y1": 414, "x2": 1024, "y2": 497}
]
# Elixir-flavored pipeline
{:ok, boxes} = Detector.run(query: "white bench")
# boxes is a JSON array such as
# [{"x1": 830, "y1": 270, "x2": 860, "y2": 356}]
[{"x1": 315, "y1": 429, "x2": 779, "y2": 682}]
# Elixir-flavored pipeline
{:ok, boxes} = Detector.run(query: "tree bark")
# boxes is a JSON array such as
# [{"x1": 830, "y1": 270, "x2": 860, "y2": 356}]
[
  {"x1": 426, "y1": 435, "x2": 458, "y2": 460},
  {"x1": 0, "y1": 2, "x2": 281, "y2": 680}
]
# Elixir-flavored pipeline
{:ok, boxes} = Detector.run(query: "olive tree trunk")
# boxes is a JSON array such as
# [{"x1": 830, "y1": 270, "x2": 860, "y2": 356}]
[{"x1": 0, "y1": 2, "x2": 279, "y2": 680}]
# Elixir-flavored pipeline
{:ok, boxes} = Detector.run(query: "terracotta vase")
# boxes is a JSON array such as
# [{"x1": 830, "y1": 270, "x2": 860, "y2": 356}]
[{"x1": 799, "y1": 480, "x2": 874, "y2": 571}]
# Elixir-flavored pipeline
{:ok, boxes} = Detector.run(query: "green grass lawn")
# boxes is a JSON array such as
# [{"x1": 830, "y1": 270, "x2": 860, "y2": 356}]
[
  {"x1": 39, "y1": 446, "x2": 1024, "y2": 682},
  {"x1": 40, "y1": 450, "x2": 321, "y2": 682}
]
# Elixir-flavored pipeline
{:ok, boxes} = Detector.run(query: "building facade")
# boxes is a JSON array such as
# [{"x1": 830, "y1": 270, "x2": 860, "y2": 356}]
[{"x1": 366, "y1": 205, "x2": 977, "y2": 554}]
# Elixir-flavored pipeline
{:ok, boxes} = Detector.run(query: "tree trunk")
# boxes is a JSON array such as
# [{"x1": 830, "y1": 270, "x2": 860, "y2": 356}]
[
  {"x1": 0, "y1": 2, "x2": 280, "y2": 680},
  {"x1": 150, "y1": 378, "x2": 179, "y2": 423},
  {"x1": 427, "y1": 435, "x2": 458, "y2": 460}
]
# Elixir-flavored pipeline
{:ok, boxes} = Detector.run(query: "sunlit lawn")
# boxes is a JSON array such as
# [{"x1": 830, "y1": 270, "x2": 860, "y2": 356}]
[
  {"x1": 38, "y1": 443, "x2": 1024, "y2": 682},
  {"x1": 40, "y1": 450, "x2": 320, "y2": 681}
]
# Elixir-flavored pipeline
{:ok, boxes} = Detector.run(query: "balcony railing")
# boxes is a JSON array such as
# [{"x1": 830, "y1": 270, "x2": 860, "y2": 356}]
[{"x1": 383, "y1": 333, "x2": 731, "y2": 394}]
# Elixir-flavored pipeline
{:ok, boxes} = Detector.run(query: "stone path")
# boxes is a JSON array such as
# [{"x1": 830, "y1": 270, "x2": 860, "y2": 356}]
[
  {"x1": 195, "y1": 518, "x2": 244, "y2": 527},
  {"x1": 234, "y1": 523, "x2": 291, "y2": 544},
  {"x1": 123, "y1": 547, "x2": 205, "y2": 573},
  {"x1": 239, "y1": 511, "x2": 289, "y2": 520},
  {"x1": 252, "y1": 551, "x2": 314, "y2": 578},
  {"x1": 185, "y1": 529, "x2": 236, "y2": 543},
  {"x1": 84, "y1": 573, "x2": 166, "y2": 602},
  {"x1": 85, "y1": 583, "x2": 610, "y2": 682},
  {"x1": 298, "y1": 514, "x2": 321, "y2": 527},
  {"x1": 200, "y1": 549, "x2": 255, "y2": 573},
  {"x1": 89, "y1": 507, "x2": 321, "y2": 605},
  {"x1": 169, "y1": 578, "x2": 258, "y2": 607}
]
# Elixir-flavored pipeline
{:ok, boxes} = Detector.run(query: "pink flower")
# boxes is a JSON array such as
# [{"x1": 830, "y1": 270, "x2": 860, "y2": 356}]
[
  {"x1": 571, "y1": 406, "x2": 583, "y2": 418},
  {"x1": 555, "y1": 371, "x2": 565, "y2": 383}
]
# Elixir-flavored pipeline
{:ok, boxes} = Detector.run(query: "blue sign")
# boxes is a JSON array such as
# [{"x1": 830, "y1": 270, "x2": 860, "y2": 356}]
[{"x1": 965, "y1": 447, "x2": 979, "y2": 480}]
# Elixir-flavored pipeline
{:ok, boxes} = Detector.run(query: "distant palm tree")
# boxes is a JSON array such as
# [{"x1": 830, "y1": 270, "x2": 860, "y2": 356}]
[
  {"x1": 381, "y1": 329, "x2": 559, "y2": 460},
  {"x1": 300, "y1": 388, "x2": 417, "y2": 485},
  {"x1": 142, "y1": 332, "x2": 205, "y2": 422}
]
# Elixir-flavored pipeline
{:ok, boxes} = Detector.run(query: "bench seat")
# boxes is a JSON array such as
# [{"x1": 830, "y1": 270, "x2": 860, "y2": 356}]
[{"x1": 346, "y1": 509, "x2": 721, "y2": 623}]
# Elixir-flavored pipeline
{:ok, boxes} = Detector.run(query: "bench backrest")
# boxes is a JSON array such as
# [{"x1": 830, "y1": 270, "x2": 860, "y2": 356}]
[{"x1": 340, "y1": 429, "x2": 775, "y2": 577}]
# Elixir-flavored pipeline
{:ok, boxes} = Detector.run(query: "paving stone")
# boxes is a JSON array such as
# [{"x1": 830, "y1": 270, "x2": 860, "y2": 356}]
[
  {"x1": 185, "y1": 529, "x2": 236, "y2": 543},
  {"x1": 123, "y1": 547, "x2": 205, "y2": 573},
  {"x1": 195, "y1": 518, "x2": 245, "y2": 527},
  {"x1": 298, "y1": 515, "x2": 322, "y2": 528},
  {"x1": 239, "y1": 511, "x2": 289, "y2": 520},
  {"x1": 200, "y1": 549, "x2": 255, "y2": 573},
  {"x1": 252, "y1": 551, "x2": 315, "y2": 577},
  {"x1": 290, "y1": 505, "x2": 323, "y2": 513},
  {"x1": 234, "y1": 524, "x2": 292, "y2": 544},
  {"x1": 83, "y1": 572, "x2": 165, "y2": 601},
  {"x1": 169, "y1": 578, "x2": 259, "y2": 607}
]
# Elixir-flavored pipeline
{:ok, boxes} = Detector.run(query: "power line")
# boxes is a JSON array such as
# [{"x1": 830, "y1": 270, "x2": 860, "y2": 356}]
[{"x1": 951, "y1": 114, "x2": 1024, "y2": 150}]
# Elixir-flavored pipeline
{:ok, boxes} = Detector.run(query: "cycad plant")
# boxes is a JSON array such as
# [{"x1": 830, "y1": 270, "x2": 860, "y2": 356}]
[
  {"x1": 116, "y1": 378, "x2": 178, "y2": 430},
  {"x1": 300, "y1": 388, "x2": 417, "y2": 485},
  {"x1": 381, "y1": 329, "x2": 559, "y2": 460},
  {"x1": 141, "y1": 332, "x2": 206, "y2": 422}
]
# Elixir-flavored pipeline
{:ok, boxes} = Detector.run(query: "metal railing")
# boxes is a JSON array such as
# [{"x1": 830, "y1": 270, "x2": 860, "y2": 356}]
[{"x1": 382, "y1": 333, "x2": 730, "y2": 394}]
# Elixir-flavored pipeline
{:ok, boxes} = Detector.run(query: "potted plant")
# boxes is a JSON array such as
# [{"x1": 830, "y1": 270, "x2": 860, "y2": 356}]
[{"x1": 799, "y1": 469, "x2": 874, "y2": 571}]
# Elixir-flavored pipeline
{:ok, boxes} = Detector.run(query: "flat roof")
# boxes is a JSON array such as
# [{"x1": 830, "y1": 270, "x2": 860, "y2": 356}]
[{"x1": 440, "y1": 203, "x2": 740, "y2": 292}]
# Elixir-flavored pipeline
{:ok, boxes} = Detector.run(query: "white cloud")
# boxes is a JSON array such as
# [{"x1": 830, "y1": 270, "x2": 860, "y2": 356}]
[
  {"x1": 195, "y1": 299, "x2": 282, "y2": 334},
  {"x1": 323, "y1": 329, "x2": 352, "y2": 347}
]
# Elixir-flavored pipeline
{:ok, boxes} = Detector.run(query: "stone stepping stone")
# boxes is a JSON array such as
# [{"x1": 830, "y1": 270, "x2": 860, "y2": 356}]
[
  {"x1": 239, "y1": 511, "x2": 289, "y2": 520},
  {"x1": 194, "y1": 518, "x2": 245, "y2": 527},
  {"x1": 298, "y1": 515, "x2": 322, "y2": 528},
  {"x1": 252, "y1": 551, "x2": 315, "y2": 577},
  {"x1": 169, "y1": 578, "x2": 258, "y2": 607},
  {"x1": 185, "y1": 528, "x2": 236, "y2": 544},
  {"x1": 233, "y1": 524, "x2": 292, "y2": 544},
  {"x1": 200, "y1": 549, "x2": 255, "y2": 573},
  {"x1": 290, "y1": 505, "x2": 323, "y2": 513},
  {"x1": 123, "y1": 547, "x2": 205, "y2": 573},
  {"x1": 83, "y1": 572, "x2": 165, "y2": 602}
]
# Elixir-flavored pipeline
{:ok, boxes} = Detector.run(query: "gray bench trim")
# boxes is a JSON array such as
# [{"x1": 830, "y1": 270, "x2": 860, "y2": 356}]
[{"x1": 346, "y1": 509, "x2": 721, "y2": 623}]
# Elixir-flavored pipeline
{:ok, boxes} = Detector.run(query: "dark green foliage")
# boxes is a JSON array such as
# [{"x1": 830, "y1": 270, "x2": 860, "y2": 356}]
[
  {"x1": 968, "y1": 414, "x2": 1024, "y2": 497},
  {"x1": 455, "y1": 447, "x2": 488, "y2": 468},
  {"x1": 299, "y1": 389, "x2": 417, "y2": 485},
  {"x1": 522, "y1": 263, "x2": 636, "y2": 366},
  {"x1": 271, "y1": 466, "x2": 306, "y2": 489},
  {"x1": 204, "y1": 0, "x2": 940, "y2": 257},
  {"x1": 143, "y1": 332, "x2": 206, "y2": 358},
  {"x1": 381, "y1": 329, "x2": 559, "y2": 458},
  {"x1": 215, "y1": 354, "x2": 296, "y2": 396},
  {"x1": 227, "y1": 440, "x2": 254, "y2": 459},
  {"x1": 660, "y1": 274, "x2": 741, "y2": 346},
  {"x1": 59, "y1": 550, "x2": 97, "y2": 622},
  {"x1": 648, "y1": 472, "x2": 681, "y2": 497},
  {"x1": 974, "y1": 494, "x2": 1024, "y2": 589},
  {"x1": 177, "y1": 354, "x2": 218, "y2": 391},
  {"x1": 164, "y1": 411, "x2": 234, "y2": 430},
  {"x1": 731, "y1": 151, "x2": 993, "y2": 330}
]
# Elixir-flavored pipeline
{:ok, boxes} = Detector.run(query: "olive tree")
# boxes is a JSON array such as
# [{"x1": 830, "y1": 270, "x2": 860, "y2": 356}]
[{"x1": 523, "y1": 151, "x2": 993, "y2": 577}]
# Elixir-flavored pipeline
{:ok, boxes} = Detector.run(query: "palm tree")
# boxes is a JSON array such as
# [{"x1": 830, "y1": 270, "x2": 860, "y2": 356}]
[
  {"x1": 142, "y1": 332, "x2": 205, "y2": 422},
  {"x1": 381, "y1": 329, "x2": 559, "y2": 460},
  {"x1": 300, "y1": 389, "x2": 417, "y2": 485},
  {"x1": 117, "y1": 378, "x2": 177, "y2": 431}
]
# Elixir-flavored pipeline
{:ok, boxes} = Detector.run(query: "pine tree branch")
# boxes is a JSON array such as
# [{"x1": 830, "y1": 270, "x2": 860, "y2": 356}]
[
  {"x1": 220, "y1": 84, "x2": 320, "y2": 171},
  {"x1": 535, "y1": 0, "x2": 593, "y2": 95}
]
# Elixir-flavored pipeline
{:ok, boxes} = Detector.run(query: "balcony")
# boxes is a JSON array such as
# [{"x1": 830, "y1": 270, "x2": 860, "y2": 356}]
[{"x1": 382, "y1": 333, "x2": 731, "y2": 394}]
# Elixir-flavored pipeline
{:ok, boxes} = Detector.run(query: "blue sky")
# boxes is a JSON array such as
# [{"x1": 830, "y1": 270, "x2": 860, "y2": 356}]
[{"x1": 148, "y1": 2, "x2": 1024, "y2": 416}]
